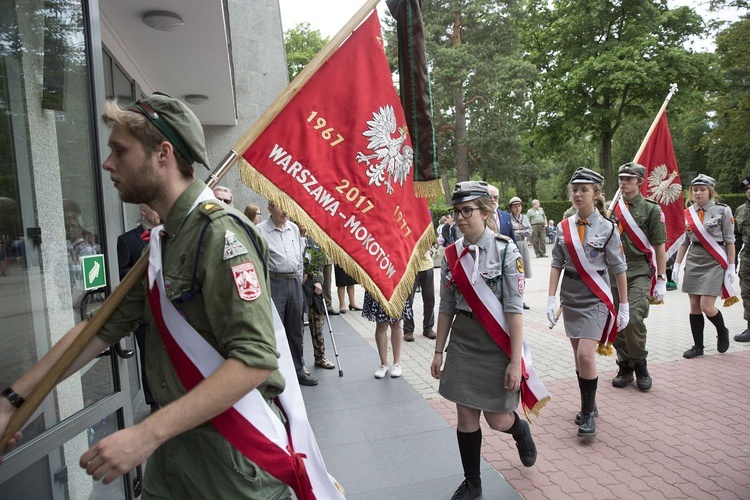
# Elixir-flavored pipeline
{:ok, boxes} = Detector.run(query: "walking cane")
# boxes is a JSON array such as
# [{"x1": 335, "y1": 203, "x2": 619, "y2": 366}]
[
  {"x1": 0, "y1": 0, "x2": 381, "y2": 452},
  {"x1": 322, "y1": 305, "x2": 344, "y2": 377}
]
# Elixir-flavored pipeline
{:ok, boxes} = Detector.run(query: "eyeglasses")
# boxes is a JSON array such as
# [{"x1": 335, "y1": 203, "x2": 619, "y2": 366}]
[
  {"x1": 490, "y1": 195, "x2": 499, "y2": 201},
  {"x1": 217, "y1": 198, "x2": 232, "y2": 205},
  {"x1": 453, "y1": 206, "x2": 479, "y2": 219}
]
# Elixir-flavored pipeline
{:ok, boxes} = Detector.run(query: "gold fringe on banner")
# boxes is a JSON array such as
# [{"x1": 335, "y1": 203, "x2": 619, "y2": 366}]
[
  {"x1": 413, "y1": 179, "x2": 444, "y2": 201},
  {"x1": 239, "y1": 158, "x2": 435, "y2": 319},
  {"x1": 723, "y1": 296, "x2": 739, "y2": 307}
]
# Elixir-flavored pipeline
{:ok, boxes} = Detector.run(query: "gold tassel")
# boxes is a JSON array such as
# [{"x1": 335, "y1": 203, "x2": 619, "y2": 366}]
[
  {"x1": 239, "y1": 159, "x2": 434, "y2": 318},
  {"x1": 413, "y1": 179, "x2": 444, "y2": 201},
  {"x1": 723, "y1": 296, "x2": 740, "y2": 307},
  {"x1": 597, "y1": 343, "x2": 614, "y2": 356},
  {"x1": 524, "y1": 396, "x2": 552, "y2": 422},
  {"x1": 649, "y1": 298, "x2": 664, "y2": 305}
]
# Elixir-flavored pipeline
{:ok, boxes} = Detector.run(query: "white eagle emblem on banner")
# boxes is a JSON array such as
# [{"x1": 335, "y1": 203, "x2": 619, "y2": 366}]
[
  {"x1": 356, "y1": 105, "x2": 413, "y2": 195},
  {"x1": 647, "y1": 165, "x2": 682, "y2": 205}
]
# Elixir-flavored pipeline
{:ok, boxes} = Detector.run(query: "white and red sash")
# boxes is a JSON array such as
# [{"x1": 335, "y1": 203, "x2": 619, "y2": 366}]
[
  {"x1": 684, "y1": 206, "x2": 736, "y2": 300},
  {"x1": 146, "y1": 188, "x2": 344, "y2": 500},
  {"x1": 560, "y1": 217, "x2": 617, "y2": 347},
  {"x1": 613, "y1": 198, "x2": 658, "y2": 296},
  {"x1": 445, "y1": 240, "x2": 550, "y2": 417}
]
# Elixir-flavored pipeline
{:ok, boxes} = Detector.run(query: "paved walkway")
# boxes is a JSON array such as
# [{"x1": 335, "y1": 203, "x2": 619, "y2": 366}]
[{"x1": 330, "y1": 250, "x2": 750, "y2": 499}]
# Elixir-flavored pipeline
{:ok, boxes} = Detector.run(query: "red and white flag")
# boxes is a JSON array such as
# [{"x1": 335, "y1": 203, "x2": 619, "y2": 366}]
[
  {"x1": 635, "y1": 113, "x2": 685, "y2": 258},
  {"x1": 240, "y1": 11, "x2": 433, "y2": 317}
]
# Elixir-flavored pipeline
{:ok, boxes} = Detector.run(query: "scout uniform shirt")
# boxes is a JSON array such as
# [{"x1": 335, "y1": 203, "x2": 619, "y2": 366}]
[
  {"x1": 735, "y1": 200, "x2": 750, "y2": 256},
  {"x1": 527, "y1": 207, "x2": 546, "y2": 225},
  {"x1": 96, "y1": 181, "x2": 285, "y2": 406},
  {"x1": 681, "y1": 199, "x2": 735, "y2": 248},
  {"x1": 439, "y1": 227, "x2": 525, "y2": 316},
  {"x1": 615, "y1": 193, "x2": 667, "y2": 263},
  {"x1": 551, "y1": 209, "x2": 627, "y2": 278}
]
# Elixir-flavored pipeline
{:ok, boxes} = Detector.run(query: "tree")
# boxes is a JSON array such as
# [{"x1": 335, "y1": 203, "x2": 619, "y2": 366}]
[
  {"x1": 283, "y1": 22, "x2": 328, "y2": 81},
  {"x1": 416, "y1": 0, "x2": 535, "y2": 183},
  {"x1": 522, "y1": 0, "x2": 718, "y2": 198},
  {"x1": 705, "y1": 16, "x2": 750, "y2": 192}
]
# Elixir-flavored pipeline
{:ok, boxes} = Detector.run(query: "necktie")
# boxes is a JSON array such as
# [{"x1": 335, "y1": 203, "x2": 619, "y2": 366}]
[
  {"x1": 698, "y1": 208, "x2": 705, "y2": 223},
  {"x1": 140, "y1": 229, "x2": 151, "y2": 242},
  {"x1": 577, "y1": 219, "x2": 587, "y2": 243}
]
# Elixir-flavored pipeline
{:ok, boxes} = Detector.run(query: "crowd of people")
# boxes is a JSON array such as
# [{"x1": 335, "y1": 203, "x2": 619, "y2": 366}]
[{"x1": 2, "y1": 91, "x2": 749, "y2": 500}]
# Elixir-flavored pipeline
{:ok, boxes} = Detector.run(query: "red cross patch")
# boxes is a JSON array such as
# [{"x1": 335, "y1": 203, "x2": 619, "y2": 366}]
[{"x1": 232, "y1": 262, "x2": 262, "y2": 301}]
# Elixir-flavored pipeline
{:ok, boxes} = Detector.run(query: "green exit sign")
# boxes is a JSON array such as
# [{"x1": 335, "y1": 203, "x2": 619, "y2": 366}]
[{"x1": 81, "y1": 254, "x2": 106, "y2": 290}]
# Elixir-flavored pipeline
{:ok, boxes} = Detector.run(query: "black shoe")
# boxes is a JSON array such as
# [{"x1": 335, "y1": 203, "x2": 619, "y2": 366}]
[
  {"x1": 349, "y1": 305, "x2": 363, "y2": 311},
  {"x1": 327, "y1": 309, "x2": 340, "y2": 316},
  {"x1": 611, "y1": 365, "x2": 634, "y2": 388},
  {"x1": 735, "y1": 329, "x2": 750, "y2": 342},
  {"x1": 523, "y1": 302, "x2": 531, "y2": 310},
  {"x1": 718, "y1": 327, "x2": 730, "y2": 353},
  {"x1": 513, "y1": 420, "x2": 537, "y2": 467},
  {"x1": 683, "y1": 346, "x2": 704, "y2": 359},
  {"x1": 574, "y1": 408, "x2": 598, "y2": 425},
  {"x1": 297, "y1": 374, "x2": 319, "y2": 386},
  {"x1": 423, "y1": 329, "x2": 437, "y2": 339},
  {"x1": 451, "y1": 479, "x2": 482, "y2": 500},
  {"x1": 403, "y1": 333, "x2": 415, "y2": 342},
  {"x1": 577, "y1": 411, "x2": 596, "y2": 437},
  {"x1": 633, "y1": 360, "x2": 652, "y2": 391}
]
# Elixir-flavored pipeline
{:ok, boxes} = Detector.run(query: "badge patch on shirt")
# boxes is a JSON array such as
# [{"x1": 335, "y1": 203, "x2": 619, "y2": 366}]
[
  {"x1": 223, "y1": 230, "x2": 248, "y2": 260},
  {"x1": 659, "y1": 212, "x2": 665, "y2": 223},
  {"x1": 518, "y1": 275, "x2": 525, "y2": 294},
  {"x1": 516, "y1": 258, "x2": 524, "y2": 275},
  {"x1": 232, "y1": 262, "x2": 261, "y2": 301}
]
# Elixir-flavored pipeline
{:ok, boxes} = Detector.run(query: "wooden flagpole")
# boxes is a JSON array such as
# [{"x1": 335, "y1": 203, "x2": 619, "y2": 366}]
[
  {"x1": 1, "y1": 0, "x2": 381, "y2": 452},
  {"x1": 607, "y1": 83, "x2": 678, "y2": 211}
]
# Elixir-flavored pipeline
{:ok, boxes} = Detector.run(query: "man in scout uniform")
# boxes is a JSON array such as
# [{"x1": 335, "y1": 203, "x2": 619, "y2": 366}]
[
  {"x1": 734, "y1": 173, "x2": 750, "y2": 342},
  {"x1": 527, "y1": 199, "x2": 548, "y2": 257},
  {"x1": 0, "y1": 93, "x2": 293, "y2": 498},
  {"x1": 610, "y1": 162, "x2": 667, "y2": 391}
]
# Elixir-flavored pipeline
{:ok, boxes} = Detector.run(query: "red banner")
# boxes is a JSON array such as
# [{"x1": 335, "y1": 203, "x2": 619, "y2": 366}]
[
  {"x1": 239, "y1": 12, "x2": 433, "y2": 317},
  {"x1": 636, "y1": 113, "x2": 685, "y2": 257}
]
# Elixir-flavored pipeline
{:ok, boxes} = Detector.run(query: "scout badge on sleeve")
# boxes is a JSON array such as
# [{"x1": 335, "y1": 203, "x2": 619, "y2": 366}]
[
  {"x1": 232, "y1": 262, "x2": 262, "y2": 301},
  {"x1": 223, "y1": 229, "x2": 249, "y2": 260}
]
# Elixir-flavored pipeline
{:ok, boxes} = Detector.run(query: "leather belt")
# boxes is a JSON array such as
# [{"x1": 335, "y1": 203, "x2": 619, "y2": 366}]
[
  {"x1": 564, "y1": 269, "x2": 605, "y2": 281},
  {"x1": 269, "y1": 271, "x2": 297, "y2": 280},
  {"x1": 457, "y1": 309, "x2": 478, "y2": 320},
  {"x1": 625, "y1": 255, "x2": 649, "y2": 262},
  {"x1": 692, "y1": 241, "x2": 724, "y2": 247}
]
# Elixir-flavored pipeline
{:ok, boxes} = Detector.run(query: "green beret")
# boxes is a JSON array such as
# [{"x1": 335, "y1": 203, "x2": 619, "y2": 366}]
[{"x1": 128, "y1": 92, "x2": 209, "y2": 168}]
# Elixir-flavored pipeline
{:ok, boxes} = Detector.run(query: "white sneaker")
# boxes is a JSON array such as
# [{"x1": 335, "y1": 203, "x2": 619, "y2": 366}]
[
  {"x1": 390, "y1": 364, "x2": 402, "y2": 378},
  {"x1": 374, "y1": 365, "x2": 388, "y2": 379}
]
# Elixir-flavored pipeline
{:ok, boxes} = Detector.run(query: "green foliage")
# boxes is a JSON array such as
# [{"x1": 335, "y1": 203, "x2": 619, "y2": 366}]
[
  {"x1": 705, "y1": 16, "x2": 750, "y2": 192},
  {"x1": 284, "y1": 22, "x2": 328, "y2": 81},
  {"x1": 521, "y1": 0, "x2": 719, "y2": 198},
  {"x1": 303, "y1": 243, "x2": 327, "y2": 280}
]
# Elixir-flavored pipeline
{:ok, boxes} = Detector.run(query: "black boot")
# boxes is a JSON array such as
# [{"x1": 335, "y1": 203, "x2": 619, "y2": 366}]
[
  {"x1": 454, "y1": 429, "x2": 482, "y2": 499},
  {"x1": 684, "y1": 314, "x2": 705, "y2": 358},
  {"x1": 735, "y1": 322, "x2": 750, "y2": 342},
  {"x1": 633, "y1": 360, "x2": 652, "y2": 391},
  {"x1": 575, "y1": 373, "x2": 598, "y2": 425},
  {"x1": 503, "y1": 412, "x2": 537, "y2": 467},
  {"x1": 577, "y1": 377, "x2": 597, "y2": 437},
  {"x1": 707, "y1": 311, "x2": 729, "y2": 353},
  {"x1": 611, "y1": 362, "x2": 634, "y2": 388}
]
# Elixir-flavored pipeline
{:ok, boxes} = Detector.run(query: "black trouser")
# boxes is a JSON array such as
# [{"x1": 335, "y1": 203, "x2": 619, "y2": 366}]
[
  {"x1": 404, "y1": 268, "x2": 435, "y2": 334},
  {"x1": 270, "y1": 276, "x2": 305, "y2": 375}
]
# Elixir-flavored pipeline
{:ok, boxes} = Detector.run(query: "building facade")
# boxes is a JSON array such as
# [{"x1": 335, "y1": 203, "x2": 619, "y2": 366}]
[{"x1": 0, "y1": 0, "x2": 288, "y2": 497}]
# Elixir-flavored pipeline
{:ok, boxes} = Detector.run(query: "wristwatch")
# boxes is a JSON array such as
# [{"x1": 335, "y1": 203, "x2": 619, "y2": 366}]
[
  {"x1": 657, "y1": 274, "x2": 667, "y2": 281},
  {"x1": 2, "y1": 387, "x2": 25, "y2": 408}
]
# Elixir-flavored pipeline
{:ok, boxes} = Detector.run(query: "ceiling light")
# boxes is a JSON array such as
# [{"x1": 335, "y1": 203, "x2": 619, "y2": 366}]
[
  {"x1": 142, "y1": 11, "x2": 184, "y2": 31},
  {"x1": 184, "y1": 94, "x2": 209, "y2": 105}
]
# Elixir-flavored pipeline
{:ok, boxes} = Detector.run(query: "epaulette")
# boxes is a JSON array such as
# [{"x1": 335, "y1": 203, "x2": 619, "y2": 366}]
[
  {"x1": 644, "y1": 198, "x2": 660, "y2": 205},
  {"x1": 495, "y1": 234, "x2": 513, "y2": 243},
  {"x1": 198, "y1": 201, "x2": 228, "y2": 220},
  {"x1": 716, "y1": 202, "x2": 727, "y2": 207}
]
